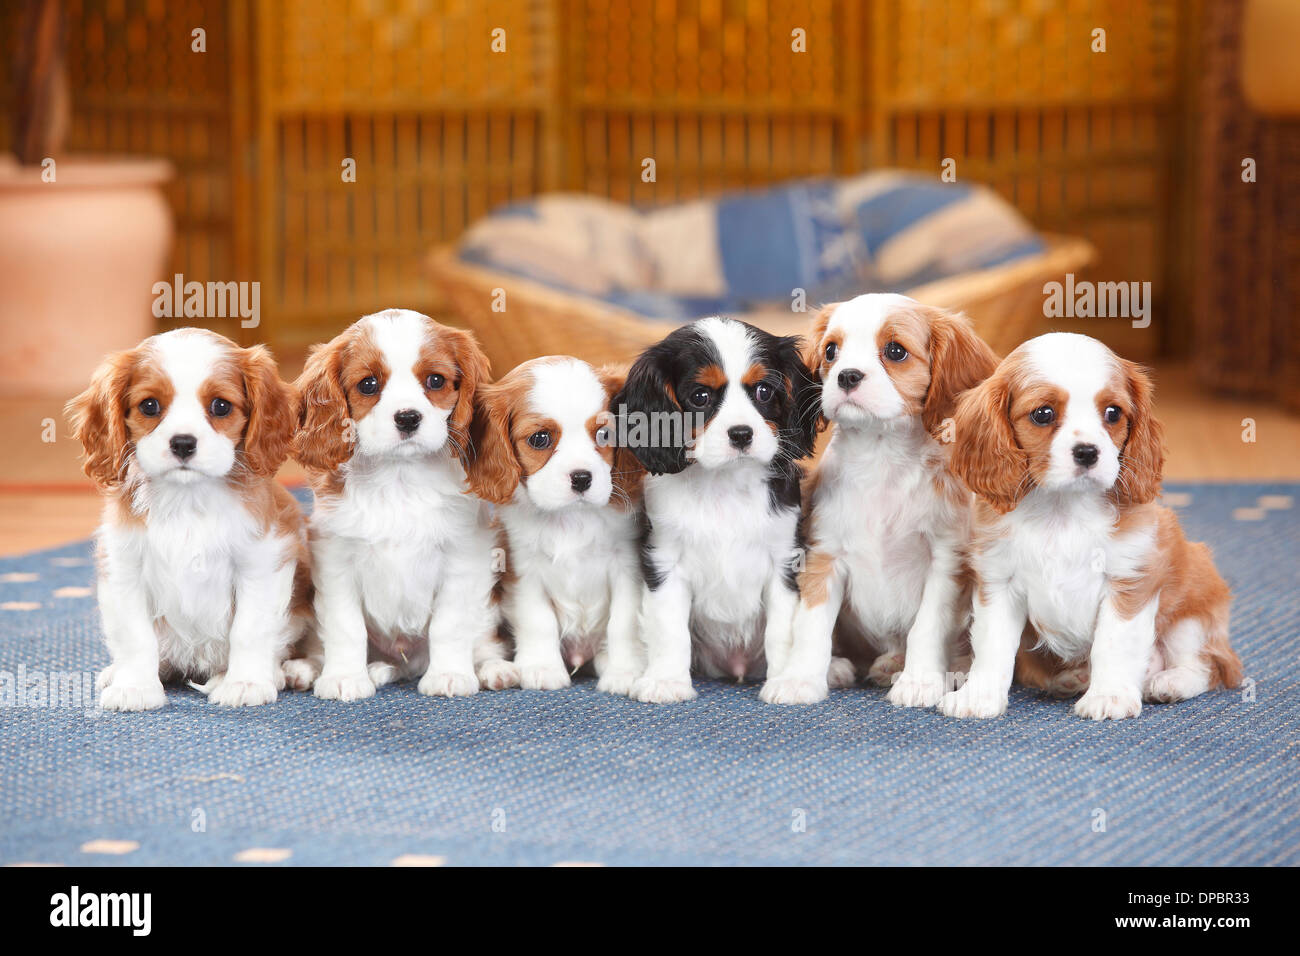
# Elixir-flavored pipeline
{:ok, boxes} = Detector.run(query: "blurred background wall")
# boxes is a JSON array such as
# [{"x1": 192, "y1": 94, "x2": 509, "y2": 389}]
[{"x1": 1, "y1": 0, "x2": 1295, "y2": 406}]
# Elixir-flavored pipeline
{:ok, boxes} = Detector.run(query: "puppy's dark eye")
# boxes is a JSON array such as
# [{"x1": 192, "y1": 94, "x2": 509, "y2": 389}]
[
  {"x1": 825, "y1": 342, "x2": 838, "y2": 362},
  {"x1": 595, "y1": 425, "x2": 611, "y2": 446},
  {"x1": 209, "y1": 398, "x2": 232, "y2": 418},
  {"x1": 1104, "y1": 405, "x2": 1122, "y2": 425},
  {"x1": 883, "y1": 341, "x2": 908, "y2": 362},
  {"x1": 1030, "y1": 406, "x2": 1056, "y2": 426},
  {"x1": 753, "y1": 382, "x2": 774, "y2": 404},
  {"x1": 425, "y1": 373, "x2": 446, "y2": 391},
  {"x1": 139, "y1": 398, "x2": 160, "y2": 417},
  {"x1": 689, "y1": 386, "x2": 713, "y2": 409},
  {"x1": 527, "y1": 431, "x2": 551, "y2": 450},
  {"x1": 358, "y1": 376, "x2": 379, "y2": 396}
]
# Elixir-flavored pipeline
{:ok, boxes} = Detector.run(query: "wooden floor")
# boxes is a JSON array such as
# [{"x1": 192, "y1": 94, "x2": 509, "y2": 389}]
[{"x1": 1, "y1": 361, "x2": 1297, "y2": 557}]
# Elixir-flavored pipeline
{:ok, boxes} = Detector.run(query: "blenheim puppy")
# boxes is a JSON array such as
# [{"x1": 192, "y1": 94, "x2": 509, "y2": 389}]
[
  {"x1": 940, "y1": 332, "x2": 1241, "y2": 720},
  {"x1": 294, "y1": 308, "x2": 515, "y2": 701},
  {"x1": 467, "y1": 356, "x2": 644, "y2": 694},
  {"x1": 612, "y1": 317, "x2": 822, "y2": 703},
  {"x1": 762, "y1": 294, "x2": 999, "y2": 706},
  {"x1": 67, "y1": 328, "x2": 314, "y2": 711}
]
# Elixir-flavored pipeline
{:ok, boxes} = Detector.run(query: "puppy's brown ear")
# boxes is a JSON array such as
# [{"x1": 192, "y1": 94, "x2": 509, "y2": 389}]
[
  {"x1": 1115, "y1": 359, "x2": 1164, "y2": 506},
  {"x1": 293, "y1": 336, "x2": 352, "y2": 473},
  {"x1": 949, "y1": 365, "x2": 1028, "y2": 514},
  {"x1": 465, "y1": 380, "x2": 521, "y2": 504},
  {"x1": 66, "y1": 348, "x2": 138, "y2": 489},
  {"x1": 802, "y1": 303, "x2": 839, "y2": 379},
  {"x1": 240, "y1": 345, "x2": 298, "y2": 478},
  {"x1": 597, "y1": 363, "x2": 644, "y2": 506},
  {"x1": 794, "y1": 304, "x2": 839, "y2": 442},
  {"x1": 443, "y1": 325, "x2": 491, "y2": 463},
  {"x1": 921, "y1": 307, "x2": 1000, "y2": 437}
]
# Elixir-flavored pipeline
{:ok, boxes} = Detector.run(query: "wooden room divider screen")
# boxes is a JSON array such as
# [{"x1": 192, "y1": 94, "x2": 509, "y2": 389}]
[{"x1": 1, "y1": 0, "x2": 1187, "y2": 360}]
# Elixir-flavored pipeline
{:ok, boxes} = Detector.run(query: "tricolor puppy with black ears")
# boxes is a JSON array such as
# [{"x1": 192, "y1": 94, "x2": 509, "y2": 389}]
[
  {"x1": 67, "y1": 328, "x2": 316, "y2": 711},
  {"x1": 762, "y1": 294, "x2": 998, "y2": 706},
  {"x1": 612, "y1": 317, "x2": 824, "y2": 703},
  {"x1": 467, "y1": 356, "x2": 645, "y2": 694},
  {"x1": 940, "y1": 332, "x2": 1241, "y2": 720},
  {"x1": 293, "y1": 308, "x2": 515, "y2": 701}
]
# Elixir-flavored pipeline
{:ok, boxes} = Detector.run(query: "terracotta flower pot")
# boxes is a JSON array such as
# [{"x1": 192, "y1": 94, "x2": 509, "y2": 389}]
[{"x1": 0, "y1": 155, "x2": 173, "y2": 398}]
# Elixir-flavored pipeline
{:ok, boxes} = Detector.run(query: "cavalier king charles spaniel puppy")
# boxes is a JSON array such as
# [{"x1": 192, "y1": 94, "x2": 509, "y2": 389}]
[
  {"x1": 939, "y1": 332, "x2": 1241, "y2": 720},
  {"x1": 466, "y1": 356, "x2": 645, "y2": 694},
  {"x1": 67, "y1": 328, "x2": 315, "y2": 711},
  {"x1": 762, "y1": 294, "x2": 999, "y2": 706},
  {"x1": 294, "y1": 308, "x2": 515, "y2": 701},
  {"x1": 612, "y1": 317, "x2": 822, "y2": 702}
]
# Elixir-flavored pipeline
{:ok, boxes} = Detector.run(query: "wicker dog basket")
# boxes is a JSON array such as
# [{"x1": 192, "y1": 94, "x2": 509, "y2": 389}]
[{"x1": 427, "y1": 234, "x2": 1094, "y2": 372}]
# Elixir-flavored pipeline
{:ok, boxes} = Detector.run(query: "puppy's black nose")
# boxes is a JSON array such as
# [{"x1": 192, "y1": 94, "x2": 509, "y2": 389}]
[
  {"x1": 169, "y1": 434, "x2": 197, "y2": 461},
  {"x1": 570, "y1": 470, "x2": 592, "y2": 493},
  {"x1": 727, "y1": 425, "x2": 753, "y2": 450},
  {"x1": 394, "y1": 409, "x2": 422, "y2": 434},
  {"x1": 1072, "y1": 443, "x2": 1100, "y2": 468},
  {"x1": 837, "y1": 368, "x2": 864, "y2": 392}
]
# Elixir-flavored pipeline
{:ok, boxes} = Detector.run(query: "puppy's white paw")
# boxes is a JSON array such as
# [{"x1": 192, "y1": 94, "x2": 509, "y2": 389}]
[
  {"x1": 477, "y1": 659, "x2": 520, "y2": 691},
  {"x1": 518, "y1": 663, "x2": 570, "y2": 691},
  {"x1": 1073, "y1": 688, "x2": 1142, "y2": 721},
  {"x1": 867, "y1": 652, "x2": 905, "y2": 687},
  {"x1": 595, "y1": 668, "x2": 639, "y2": 697},
  {"x1": 631, "y1": 676, "x2": 697, "y2": 704},
  {"x1": 366, "y1": 661, "x2": 399, "y2": 688},
  {"x1": 826, "y1": 656, "x2": 856, "y2": 689},
  {"x1": 314, "y1": 671, "x2": 376, "y2": 702},
  {"x1": 418, "y1": 670, "x2": 479, "y2": 698},
  {"x1": 939, "y1": 682, "x2": 1007, "y2": 719},
  {"x1": 96, "y1": 664, "x2": 117, "y2": 690},
  {"x1": 888, "y1": 670, "x2": 946, "y2": 708},
  {"x1": 1143, "y1": 667, "x2": 1208, "y2": 704},
  {"x1": 280, "y1": 658, "x2": 319, "y2": 691},
  {"x1": 100, "y1": 678, "x2": 166, "y2": 712},
  {"x1": 207, "y1": 677, "x2": 277, "y2": 708},
  {"x1": 759, "y1": 676, "x2": 828, "y2": 705}
]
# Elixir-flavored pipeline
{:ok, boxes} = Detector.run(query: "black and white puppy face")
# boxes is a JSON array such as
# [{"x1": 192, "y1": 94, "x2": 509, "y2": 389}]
[{"x1": 613, "y1": 317, "x2": 819, "y2": 475}]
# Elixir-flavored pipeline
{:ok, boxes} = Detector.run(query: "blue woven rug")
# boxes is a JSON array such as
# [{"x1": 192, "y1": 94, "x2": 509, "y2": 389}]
[{"x1": 1, "y1": 482, "x2": 1296, "y2": 866}]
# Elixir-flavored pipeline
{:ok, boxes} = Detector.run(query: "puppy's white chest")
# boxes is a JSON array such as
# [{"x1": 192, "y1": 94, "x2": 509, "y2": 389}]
[
  {"x1": 648, "y1": 468, "x2": 789, "y2": 624},
  {"x1": 510, "y1": 507, "x2": 632, "y2": 636},
  {"x1": 817, "y1": 444, "x2": 939, "y2": 631},
  {"x1": 995, "y1": 497, "x2": 1151, "y2": 660},
  {"x1": 318, "y1": 461, "x2": 479, "y2": 637}
]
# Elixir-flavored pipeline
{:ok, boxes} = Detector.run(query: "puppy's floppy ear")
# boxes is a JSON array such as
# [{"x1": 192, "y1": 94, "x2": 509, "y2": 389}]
[
  {"x1": 949, "y1": 364, "x2": 1028, "y2": 514},
  {"x1": 921, "y1": 307, "x2": 999, "y2": 437},
  {"x1": 1115, "y1": 359, "x2": 1164, "y2": 506},
  {"x1": 773, "y1": 333, "x2": 822, "y2": 459},
  {"x1": 293, "y1": 335, "x2": 352, "y2": 473},
  {"x1": 802, "y1": 303, "x2": 838, "y2": 377},
  {"x1": 465, "y1": 379, "x2": 521, "y2": 504},
  {"x1": 442, "y1": 324, "x2": 491, "y2": 463},
  {"x1": 239, "y1": 344, "x2": 298, "y2": 478},
  {"x1": 66, "y1": 348, "x2": 139, "y2": 489},
  {"x1": 611, "y1": 338, "x2": 691, "y2": 475},
  {"x1": 597, "y1": 363, "x2": 645, "y2": 505},
  {"x1": 797, "y1": 304, "x2": 838, "y2": 439}
]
